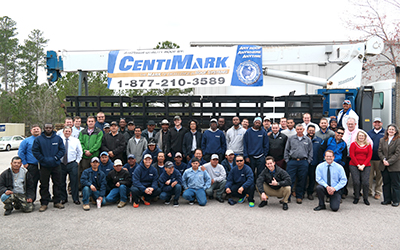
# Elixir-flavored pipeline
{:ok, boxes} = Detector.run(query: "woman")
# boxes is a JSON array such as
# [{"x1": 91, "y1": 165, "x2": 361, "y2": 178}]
[
  {"x1": 349, "y1": 130, "x2": 373, "y2": 205},
  {"x1": 378, "y1": 124, "x2": 400, "y2": 207}
]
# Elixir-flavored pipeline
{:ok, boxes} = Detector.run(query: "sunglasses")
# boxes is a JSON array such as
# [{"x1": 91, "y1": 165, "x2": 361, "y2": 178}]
[
  {"x1": 336, "y1": 132, "x2": 344, "y2": 135},
  {"x1": 236, "y1": 160, "x2": 244, "y2": 162}
]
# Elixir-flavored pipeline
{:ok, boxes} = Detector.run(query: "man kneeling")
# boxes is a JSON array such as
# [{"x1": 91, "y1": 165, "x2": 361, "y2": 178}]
[
  {"x1": 159, "y1": 161, "x2": 182, "y2": 207},
  {"x1": 106, "y1": 159, "x2": 132, "y2": 208},
  {"x1": 256, "y1": 156, "x2": 291, "y2": 210},
  {"x1": 80, "y1": 157, "x2": 107, "y2": 211},
  {"x1": 182, "y1": 158, "x2": 211, "y2": 206},
  {"x1": 0, "y1": 157, "x2": 34, "y2": 215}
]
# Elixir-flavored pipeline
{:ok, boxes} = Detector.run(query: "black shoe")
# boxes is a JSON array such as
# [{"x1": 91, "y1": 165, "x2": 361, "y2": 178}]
[
  {"x1": 208, "y1": 196, "x2": 214, "y2": 200},
  {"x1": 364, "y1": 199, "x2": 370, "y2": 206},
  {"x1": 313, "y1": 205, "x2": 326, "y2": 211},
  {"x1": 381, "y1": 201, "x2": 391, "y2": 205},
  {"x1": 216, "y1": 197, "x2": 224, "y2": 203},
  {"x1": 258, "y1": 200, "x2": 268, "y2": 208},
  {"x1": 74, "y1": 200, "x2": 81, "y2": 205},
  {"x1": 282, "y1": 203, "x2": 288, "y2": 210},
  {"x1": 392, "y1": 202, "x2": 399, "y2": 207},
  {"x1": 61, "y1": 200, "x2": 68, "y2": 204},
  {"x1": 353, "y1": 198, "x2": 359, "y2": 204},
  {"x1": 341, "y1": 194, "x2": 346, "y2": 199},
  {"x1": 307, "y1": 194, "x2": 314, "y2": 200},
  {"x1": 173, "y1": 200, "x2": 179, "y2": 207},
  {"x1": 4, "y1": 209, "x2": 12, "y2": 216}
]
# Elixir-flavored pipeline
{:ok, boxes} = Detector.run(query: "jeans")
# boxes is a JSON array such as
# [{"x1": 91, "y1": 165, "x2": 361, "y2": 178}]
[
  {"x1": 160, "y1": 184, "x2": 182, "y2": 201},
  {"x1": 286, "y1": 159, "x2": 308, "y2": 199},
  {"x1": 106, "y1": 185, "x2": 129, "y2": 203},
  {"x1": 61, "y1": 161, "x2": 79, "y2": 202},
  {"x1": 130, "y1": 186, "x2": 161, "y2": 203},
  {"x1": 82, "y1": 186, "x2": 106, "y2": 205},
  {"x1": 182, "y1": 188, "x2": 207, "y2": 206},
  {"x1": 39, "y1": 165, "x2": 62, "y2": 205}
]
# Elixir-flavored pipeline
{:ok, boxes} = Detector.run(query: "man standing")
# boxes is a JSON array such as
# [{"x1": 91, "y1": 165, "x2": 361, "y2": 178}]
[
  {"x1": 18, "y1": 124, "x2": 41, "y2": 202},
  {"x1": 60, "y1": 126, "x2": 83, "y2": 205},
  {"x1": 268, "y1": 123, "x2": 288, "y2": 170},
  {"x1": 155, "y1": 119, "x2": 170, "y2": 155},
  {"x1": 182, "y1": 119, "x2": 202, "y2": 162},
  {"x1": 262, "y1": 117, "x2": 272, "y2": 134},
  {"x1": 56, "y1": 117, "x2": 74, "y2": 138},
  {"x1": 281, "y1": 118, "x2": 296, "y2": 137},
  {"x1": 32, "y1": 123, "x2": 65, "y2": 212},
  {"x1": 305, "y1": 125, "x2": 323, "y2": 200},
  {"x1": 159, "y1": 161, "x2": 182, "y2": 207},
  {"x1": 101, "y1": 121, "x2": 126, "y2": 162},
  {"x1": 105, "y1": 159, "x2": 132, "y2": 208},
  {"x1": 319, "y1": 127, "x2": 347, "y2": 168},
  {"x1": 80, "y1": 157, "x2": 107, "y2": 211},
  {"x1": 218, "y1": 117, "x2": 227, "y2": 133},
  {"x1": 256, "y1": 156, "x2": 291, "y2": 210},
  {"x1": 0, "y1": 157, "x2": 34, "y2": 215},
  {"x1": 124, "y1": 121, "x2": 136, "y2": 142},
  {"x1": 118, "y1": 118, "x2": 127, "y2": 135},
  {"x1": 127, "y1": 127, "x2": 148, "y2": 163},
  {"x1": 182, "y1": 157, "x2": 211, "y2": 206},
  {"x1": 302, "y1": 113, "x2": 320, "y2": 135},
  {"x1": 141, "y1": 120, "x2": 157, "y2": 142},
  {"x1": 167, "y1": 116, "x2": 188, "y2": 160},
  {"x1": 72, "y1": 116, "x2": 84, "y2": 139},
  {"x1": 225, "y1": 155, "x2": 255, "y2": 207},
  {"x1": 203, "y1": 154, "x2": 227, "y2": 203},
  {"x1": 243, "y1": 117, "x2": 269, "y2": 182},
  {"x1": 79, "y1": 116, "x2": 103, "y2": 188},
  {"x1": 279, "y1": 117, "x2": 288, "y2": 130},
  {"x1": 337, "y1": 100, "x2": 359, "y2": 130},
  {"x1": 367, "y1": 117, "x2": 385, "y2": 199},
  {"x1": 314, "y1": 150, "x2": 347, "y2": 212},
  {"x1": 241, "y1": 118, "x2": 249, "y2": 130},
  {"x1": 226, "y1": 116, "x2": 246, "y2": 155},
  {"x1": 202, "y1": 118, "x2": 227, "y2": 162},
  {"x1": 95, "y1": 112, "x2": 106, "y2": 133},
  {"x1": 284, "y1": 124, "x2": 313, "y2": 204},
  {"x1": 315, "y1": 118, "x2": 335, "y2": 141}
]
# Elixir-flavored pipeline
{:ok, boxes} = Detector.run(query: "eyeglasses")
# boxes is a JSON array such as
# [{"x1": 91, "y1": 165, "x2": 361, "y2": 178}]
[
  {"x1": 236, "y1": 160, "x2": 244, "y2": 162},
  {"x1": 336, "y1": 132, "x2": 344, "y2": 135}
]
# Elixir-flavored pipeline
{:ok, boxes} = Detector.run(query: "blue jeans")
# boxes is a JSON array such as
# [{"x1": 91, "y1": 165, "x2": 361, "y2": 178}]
[
  {"x1": 229, "y1": 183, "x2": 255, "y2": 202},
  {"x1": 160, "y1": 184, "x2": 182, "y2": 201},
  {"x1": 286, "y1": 159, "x2": 309, "y2": 199},
  {"x1": 249, "y1": 155, "x2": 266, "y2": 183},
  {"x1": 182, "y1": 188, "x2": 207, "y2": 206},
  {"x1": 130, "y1": 186, "x2": 161, "y2": 202},
  {"x1": 82, "y1": 186, "x2": 106, "y2": 205},
  {"x1": 61, "y1": 161, "x2": 79, "y2": 202},
  {"x1": 106, "y1": 184, "x2": 129, "y2": 203}
]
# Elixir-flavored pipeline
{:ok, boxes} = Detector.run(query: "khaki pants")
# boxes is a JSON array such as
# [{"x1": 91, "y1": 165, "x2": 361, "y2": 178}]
[
  {"x1": 369, "y1": 160, "x2": 382, "y2": 196},
  {"x1": 257, "y1": 183, "x2": 291, "y2": 203}
]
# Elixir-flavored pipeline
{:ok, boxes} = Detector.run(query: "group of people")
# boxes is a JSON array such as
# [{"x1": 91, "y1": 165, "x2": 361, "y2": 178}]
[{"x1": 1, "y1": 100, "x2": 400, "y2": 215}]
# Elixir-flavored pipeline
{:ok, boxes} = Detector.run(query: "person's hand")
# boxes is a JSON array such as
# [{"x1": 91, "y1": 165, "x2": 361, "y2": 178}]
[
  {"x1": 226, "y1": 188, "x2": 231, "y2": 194},
  {"x1": 97, "y1": 197, "x2": 103, "y2": 203},
  {"x1": 167, "y1": 153, "x2": 172, "y2": 157},
  {"x1": 165, "y1": 180, "x2": 171, "y2": 185},
  {"x1": 171, "y1": 181, "x2": 177, "y2": 187},
  {"x1": 27, "y1": 198, "x2": 32, "y2": 203},
  {"x1": 269, "y1": 178, "x2": 278, "y2": 186},
  {"x1": 261, "y1": 193, "x2": 268, "y2": 201},
  {"x1": 85, "y1": 150, "x2": 92, "y2": 157},
  {"x1": 327, "y1": 186, "x2": 336, "y2": 195},
  {"x1": 383, "y1": 160, "x2": 390, "y2": 166},
  {"x1": 5, "y1": 190, "x2": 13, "y2": 195},
  {"x1": 23, "y1": 164, "x2": 28, "y2": 168},
  {"x1": 186, "y1": 156, "x2": 191, "y2": 161},
  {"x1": 211, "y1": 179, "x2": 215, "y2": 185},
  {"x1": 108, "y1": 151, "x2": 114, "y2": 158},
  {"x1": 200, "y1": 165, "x2": 206, "y2": 171},
  {"x1": 145, "y1": 187, "x2": 154, "y2": 195},
  {"x1": 115, "y1": 182, "x2": 120, "y2": 187},
  {"x1": 238, "y1": 186, "x2": 244, "y2": 194},
  {"x1": 90, "y1": 185, "x2": 97, "y2": 192},
  {"x1": 245, "y1": 158, "x2": 250, "y2": 163}
]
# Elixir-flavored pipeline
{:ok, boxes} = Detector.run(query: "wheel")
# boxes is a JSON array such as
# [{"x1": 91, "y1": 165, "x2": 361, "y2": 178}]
[{"x1": 6, "y1": 145, "x2": 11, "y2": 151}]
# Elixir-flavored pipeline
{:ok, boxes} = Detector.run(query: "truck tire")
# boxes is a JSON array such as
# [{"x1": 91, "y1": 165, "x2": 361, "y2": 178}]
[{"x1": 6, "y1": 145, "x2": 11, "y2": 151}]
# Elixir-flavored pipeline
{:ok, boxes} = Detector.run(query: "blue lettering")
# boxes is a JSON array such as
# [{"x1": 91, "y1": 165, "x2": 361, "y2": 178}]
[
  {"x1": 133, "y1": 60, "x2": 143, "y2": 70},
  {"x1": 216, "y1": 57, "x2": 228, "y2": 68},
  {"x1": 119, "y1": 56, "x2": 133, "y2": 71},
  {"x1": 171, "y1": 55, "x2": 193, "y2": 70},
  {"x1": 204, "y1": 57, "x2": 215, "y2": 68},
  {"x1": 165, "y1": 59, "x2": 171, "y2": 70},
  {"x1": 143, "y1": 60, "x2": 155, "y2": 70},
  {"x1": 192, "y1": 58, "x2": 203, "y2": 70},
  {"x1": 156, "y1": 59, "x2": 166, "y2": 70}
]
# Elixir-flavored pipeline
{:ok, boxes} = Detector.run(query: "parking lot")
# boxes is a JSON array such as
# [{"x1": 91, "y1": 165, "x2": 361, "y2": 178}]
[{"x1": 1, "y1": 150, "x2": 399, "y2": 249}]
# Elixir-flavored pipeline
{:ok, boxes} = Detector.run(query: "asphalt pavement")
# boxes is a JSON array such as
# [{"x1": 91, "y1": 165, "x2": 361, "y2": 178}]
[{"x1": 0, "y1": 150, "x2": 399, "y2": 250}]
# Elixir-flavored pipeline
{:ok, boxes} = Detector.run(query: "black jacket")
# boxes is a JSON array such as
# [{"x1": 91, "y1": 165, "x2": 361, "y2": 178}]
[
  {"x1": 267, "y1": 132, "x2": 288, "y2": 161},
  {"x1": 0, "y1": 168, "x2": 35, "y2": 199},
  {"x1": 256, "y1": 165, "x2": 291, "y2": 191},
  {"x1": 182, "y1": 130, "x2": 202, "y2": 157},
  {"x1": 167, "y1": 127, "x2": 188, "y2": 155},
  {"x1": 101, "y1": 132, "x2": 126, "y2": 162},
  {"x1": 106, "y1": 169, "x2": 132, "y2": 190}
]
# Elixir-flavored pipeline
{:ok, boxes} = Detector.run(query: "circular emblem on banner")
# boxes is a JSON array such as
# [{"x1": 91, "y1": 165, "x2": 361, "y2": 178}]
[{"x1": 236, "y1": 60, "x2": 261, "y2": 85}]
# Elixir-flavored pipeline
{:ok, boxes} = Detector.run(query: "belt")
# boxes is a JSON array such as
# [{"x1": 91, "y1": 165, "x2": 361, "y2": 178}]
[
  {"x1": 290, "y1": 157, "x2": 307, "y2": 161},
  {"x1": 62, "y1": 161, "x2": 76, "y2": 165}
]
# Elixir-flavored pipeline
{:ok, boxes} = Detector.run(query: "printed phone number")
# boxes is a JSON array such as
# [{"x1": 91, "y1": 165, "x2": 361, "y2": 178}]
[{"x1": 118, "y1": 77, "x2": 226, "y2": 88}]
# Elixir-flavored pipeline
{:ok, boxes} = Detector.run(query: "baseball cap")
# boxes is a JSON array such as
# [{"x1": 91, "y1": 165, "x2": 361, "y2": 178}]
[
  {"x1": 174, "y1": 152, "x2": 182, "y2": 158},
  {"x1": 210, "y1": 118, "x2": 218, "y2": 123},
  {"x1": 110, "y1": 121, "x2": 118, "y2": 126},
  {"x1": 100, "y1": 151, "x2": 109, "y2": 157},
  {"x1": 343, "y1": 100, "x2": 351, "y2": 105},
  {"x1": 128, "y1": 121, "x2": 135, "y2": 125},
  {"x1": 254, "y1": 117, "x2": 262, "y2": 123},
  {"x1": 147, "y1": 120, "x2": 156, "y2": 125},
  {"x1": 263, "y1": 116, "x2": 270, "y2": 121},
  {"x1": 225, "y1": 149, "x2": 234, "y2": 156},
  {"x1": 91, "y1": 157, "x2": 100, "y2": 163},
  {"x1": 148, "y1": 138, "x2": 156, "y2": 145},
  {"x1": 161, "y1": 119, "x2": 169, "y2": 125},
  {"x1": 373, "y1": 117, "x2": 382, "y2": 122},
  {"x1": 143, "y1": 154, "x2": 152, "y2": 159},
  {"x1": 127, "y1": 154, "x2": 135, "y2": 159},
  {"x1": 211, "y1": 154, "x2": 219, "y2": 160},
  {"x1": 114, "y1": 159, "x2": 123, "y2": 166},
  {"x1": 173, "y1": 116, "x2": 181, "y2": 121},
  {"x1": 165, "y1": 161, "x2": 174, "y2": 169},
  {"x1": 104, "y1": 123, "x2": 110, "y2": 129}
]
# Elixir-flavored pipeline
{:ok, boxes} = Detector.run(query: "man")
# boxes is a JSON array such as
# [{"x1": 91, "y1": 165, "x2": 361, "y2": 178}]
[
  {"x1": 152, "y1": 152, "x2": 166, "y2": 176},
  {"x1": 182, "y1": 119, "x2": 202, "y2": 161},
  {"x1": 225, "y1": 155, "x2": 255, "y2": 207},
  {"x1": 305, "y1": 125, "x2": 323, "y2": 200},
  {"x1": 72, "y1": 116, "x2": 84, "y2": 139},
  {"x1": 279, "y1": 117, "x2": 288, "y2": 130},
  {"x1": 319, "y1": 127, "x2": 347, "y2": 168},
  {"x1": 203, "y1": 154, "x2": 227, "y2": 203},
  {"x1": 103, "y1": 123, "x2": 111, "y2": 134},
  {"x1": 101, "y1": 121, "x2": 126, "y2": 162},
  {"x1": 105, "y1": 159, "x2": 132, "y2": 208},
  {"x1": 226, "y1": 116, "x2": 246, "y2": 155},
  {"x1": 118, "y1": 118, "x2": 127, "y2": 135},
  {"x1": 315, "y1": 118, "x2": 335, "y2": 141},
  {"x1": 202, "y1": 118, "x2": 226, "y2": 162},
  {"x1": 314, "y1": 150, "x2": 347, "y2": 212},
  {"x1": 159, "y1": 161, "x2": 182, "y2": 207},
  {"x1": 32, "y1": 123, "x2": 66, "y2": 212},
  {"x1": 124, "y1": 121, "x2": 136, "y2": 142},
  {"x1": 167, "y1": 116, "x2": 188, "y2": 160},
  {"x1": 367, "y1": 117, "x2": 385, "y2": 199},
  {"x1": 281, "y1": 118, "x2": 296, "y2": 137},
  {"x1": 18, "y1": 124, "x2": 41, "y2": 202},
  {"x1": 131, "y1": 154, "x2": 161, "y2": 208},
  {"x1": 0, "y1": 157, "x2": 34, "y2": 215},
  {"x1": 241, "y1": 118, "x2": 249, "y2": 130},
  {"x1": 256, "y1": 156, "x2": 291, "y2": 210},
  {"x1": 60, "y1": 126, "x2": 83, "y2": 205},
  {"x1": 284, "y1": 124, "x2": 313, "y2": 204},
  {"x1": 329, "y1": 118, "x2": 338, "y2": 132},
  {"x1": 141, "y1": 120, "x2": 157, "y2": 142},
  {"x1": 95, "y1": 112, "x2": 106, "y2": 133},
  {"x1": 221, "y1": 150, "x2": 236, "y2": 177},
  {"x1": 173, "y1": 152, "x2": 188, "y2": 175},
  {"x1": 182, "y1": 157, "x2": 211, "y2": 206},
  {"x1": 243, "y1": 117, "x2": 269, "y2": 182},
  {"x1": 79, "y1": 116, "x2": 103, "y2": 189},
  {"x1": 268, "y1": 123, "x2": 288, "y2": 170},
  {"x1": 99, "y1": 152, "x2": 114, "y2": 177},
  {"x1": 302, "y1": 113, "x2": 320, "y2": 135},
  {"x1": 123, "y1": 154, "x2": 138, "y2": 177},
  {"x1": 155, "y1": 119, "x2": 170, "y2": 155},
  {"x1": 127, "y1": 127, "x2": 148, "y2": 163},
  {"x1": 337, "y1": 100, "x2": 359, "y2": 130},
  {"x1": 262, "y1": 117, "x2": 272, "y2": 134},
  {"x1": 217, "y1": 117, "x2": 227, "y2": 133},
  {"x1": 56, "y1": 117, "x2": 74, "y2": 138},
  {"x1": 80, "y1": 157, "x2": 107, "y2": 211},
  {"x1": 143, "y1": 138, "x2": 162, "y2": 163}
]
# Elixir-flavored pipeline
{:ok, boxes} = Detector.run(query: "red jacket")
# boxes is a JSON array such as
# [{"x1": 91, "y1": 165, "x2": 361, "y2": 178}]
[{"x1": 349, "y1": 142, "x2": 372, "y2": 166}]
